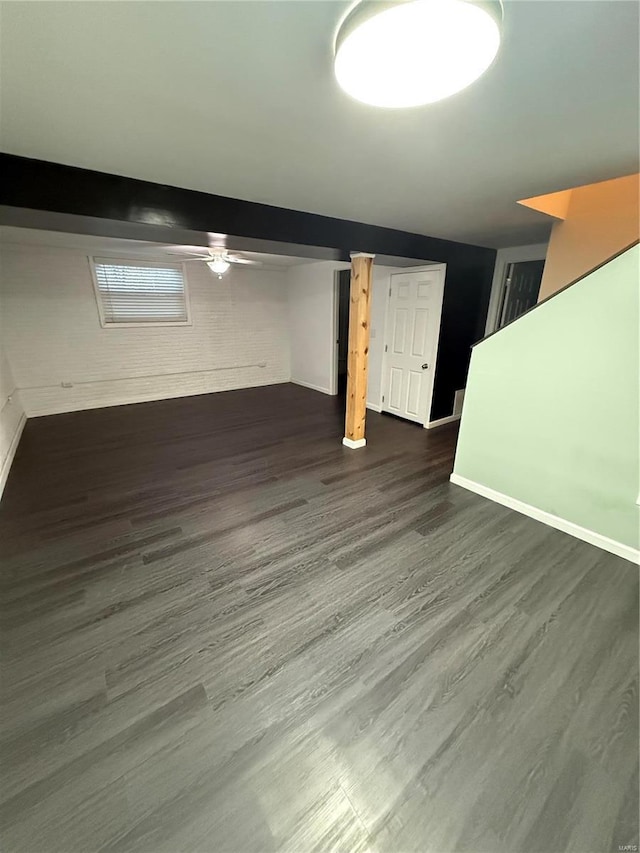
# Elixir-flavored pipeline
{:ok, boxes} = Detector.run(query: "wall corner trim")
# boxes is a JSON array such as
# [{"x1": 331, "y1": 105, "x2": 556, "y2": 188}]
[
  {"x1": 0, "y1": 412, "x2": 27, "y2": 501},
  {"x1": 449, "y1": 473, "x2": 640, "y2": 565}
]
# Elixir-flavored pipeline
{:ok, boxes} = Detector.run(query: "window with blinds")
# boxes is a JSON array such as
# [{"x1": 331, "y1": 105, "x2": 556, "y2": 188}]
[{"x1": 91, "y1": 258, "x2": 190, "y2": 326}]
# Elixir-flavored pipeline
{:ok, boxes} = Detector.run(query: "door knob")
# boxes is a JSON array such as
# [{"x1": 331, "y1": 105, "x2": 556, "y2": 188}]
[{"x1": 421, "y1": 363, "x2": 429, "y2": 370}]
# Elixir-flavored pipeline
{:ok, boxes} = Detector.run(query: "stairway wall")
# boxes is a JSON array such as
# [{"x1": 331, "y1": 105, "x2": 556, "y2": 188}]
[{"x1": 452, "y1": 244, "x2": 639, "y2": 560}]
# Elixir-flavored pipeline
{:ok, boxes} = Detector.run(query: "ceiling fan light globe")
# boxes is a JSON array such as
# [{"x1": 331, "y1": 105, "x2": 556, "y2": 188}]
[
  {"x1": 207, "y1": 258, "x2": 231, "y2": 276},
  {"x1": 334, "y1": 0, "x2": 502, "y2": 108}
]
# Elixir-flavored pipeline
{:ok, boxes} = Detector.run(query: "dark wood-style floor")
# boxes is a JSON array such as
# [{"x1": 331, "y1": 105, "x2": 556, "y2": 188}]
[{"x1": 0, "y1": 384, "x2": 637, "y2": 853}]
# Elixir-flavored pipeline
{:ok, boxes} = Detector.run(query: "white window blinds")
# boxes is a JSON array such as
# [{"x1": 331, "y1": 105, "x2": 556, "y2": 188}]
[{"x1": 92, "y1": 259, "x2": 189, "y2": 325}]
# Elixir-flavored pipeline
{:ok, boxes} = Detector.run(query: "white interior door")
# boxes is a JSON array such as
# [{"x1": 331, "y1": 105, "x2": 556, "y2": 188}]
[{"x1": 382, "y1": 266, "x2": 445, "y2": 425}]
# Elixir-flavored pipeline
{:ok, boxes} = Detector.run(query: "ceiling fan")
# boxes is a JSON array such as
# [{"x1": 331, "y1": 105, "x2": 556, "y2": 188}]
[{"x1": 166, "y1": 245, "x2": 261, "y2": 278}]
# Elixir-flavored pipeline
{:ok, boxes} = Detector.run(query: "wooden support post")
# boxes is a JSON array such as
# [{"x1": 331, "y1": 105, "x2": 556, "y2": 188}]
[{"x1": 343, "y1": 252, "x2": 375, "y2": 449}]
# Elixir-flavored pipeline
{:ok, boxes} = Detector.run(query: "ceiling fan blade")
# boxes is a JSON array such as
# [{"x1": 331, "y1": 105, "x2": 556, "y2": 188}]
[
  {"x1": 165, "y1": 245, "x2": 211, "y2": 256},
  {"x1": 227, "y1": 255, "x2": 261, "y2": 265}
]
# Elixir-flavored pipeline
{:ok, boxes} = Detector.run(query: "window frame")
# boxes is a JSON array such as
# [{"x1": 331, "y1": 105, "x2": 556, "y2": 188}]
[{"x1": 89, "y1": 256, "x2": 192, "y2": 329}]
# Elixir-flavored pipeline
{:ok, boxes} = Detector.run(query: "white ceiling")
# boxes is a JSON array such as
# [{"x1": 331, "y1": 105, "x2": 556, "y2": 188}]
[{"x1": 1, "y1": 1, "x2": 638, "y2": 248}]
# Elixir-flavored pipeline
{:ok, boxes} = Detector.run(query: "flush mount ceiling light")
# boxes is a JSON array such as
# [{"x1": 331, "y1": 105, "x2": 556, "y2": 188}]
[{"x1": 334, "y1": 0, "x2": 502, "y2": 108}]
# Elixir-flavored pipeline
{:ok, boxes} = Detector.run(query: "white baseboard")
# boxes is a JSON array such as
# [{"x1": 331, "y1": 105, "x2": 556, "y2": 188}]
[
  {"x1": 343, "y1": 437, "x2": 366, "y2": 449},
  {"x1": 426, "y1": 414, "x2": 461, "y2": 430},
  {"x1": 291, "y1": 379, "x2": 335, "y2": 396},
  {"x1": 450, "y1": 473, "x2": 639, "y2": 565},
  {"x1": 366, "y1": 402, "x2": 382, "y2": 413},
  {"x1": 0, "y1": 412, "x2": 26, "y2": 501}
]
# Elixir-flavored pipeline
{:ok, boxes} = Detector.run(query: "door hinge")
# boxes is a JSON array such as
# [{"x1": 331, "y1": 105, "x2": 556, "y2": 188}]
[
  {"x1": 389, "y1": 287, "x2": 392, "y2": 297},
  {"x1": 384, "y1": 344, "x2": 388, "y2": 352},
  {"x1": 382, "y1": 395, "x2": 385, "y2": 403}
]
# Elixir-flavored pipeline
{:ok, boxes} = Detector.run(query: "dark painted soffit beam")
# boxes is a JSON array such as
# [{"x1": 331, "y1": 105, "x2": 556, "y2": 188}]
[
  {"x1": 0, "y1": 205, "x2": 352, "y2": 263},
  {"x1": 0, "y1": 153, "x2": 494, "y2": 265}
]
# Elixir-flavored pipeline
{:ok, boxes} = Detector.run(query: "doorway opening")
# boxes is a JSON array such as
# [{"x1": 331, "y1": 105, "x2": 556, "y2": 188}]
[
  {"x1": 336, "y1": 269, "x2": 350, "y2": 396},
  {"x1": 495, "y1": 259, "x2": 545, "y2": 329}
]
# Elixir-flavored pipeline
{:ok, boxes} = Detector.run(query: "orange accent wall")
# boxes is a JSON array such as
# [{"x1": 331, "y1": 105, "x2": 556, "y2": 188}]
[{"x1": 536, "y1": 174, "x2": 639, "y2": 301}]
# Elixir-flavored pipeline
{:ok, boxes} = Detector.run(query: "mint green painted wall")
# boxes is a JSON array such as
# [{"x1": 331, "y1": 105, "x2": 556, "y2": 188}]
[{"x1": 453, "y1": 245, "x2": 639, "y2": 550}]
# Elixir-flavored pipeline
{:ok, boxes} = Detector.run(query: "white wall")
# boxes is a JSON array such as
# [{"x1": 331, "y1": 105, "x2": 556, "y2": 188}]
[
  {"x1": 287, "y1": 260, "x2": 397, "y2": 409},
  {"x1": 0, "y1": 344, "x2": 26, "y2": 496},
  {"x1": 287, "y1": 261, "x2": 349, "y2": 395},
  {"x1": 0, "y1": 245, "x2": 291, "y2": 417}
]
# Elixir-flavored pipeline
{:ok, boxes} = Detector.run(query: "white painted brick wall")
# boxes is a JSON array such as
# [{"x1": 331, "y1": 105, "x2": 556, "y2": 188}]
[{"x1": 0, "y1": 245, "x2": 291, "y2": 417}]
